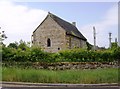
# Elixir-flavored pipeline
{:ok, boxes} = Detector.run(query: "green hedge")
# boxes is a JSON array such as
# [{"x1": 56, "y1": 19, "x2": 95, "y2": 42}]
[
  {"x1": 58, "y1": 49, "x2": 115, "y2": 62},
  {"x1": 2, "y1": 46, "x2": 120, "y2": 62}
]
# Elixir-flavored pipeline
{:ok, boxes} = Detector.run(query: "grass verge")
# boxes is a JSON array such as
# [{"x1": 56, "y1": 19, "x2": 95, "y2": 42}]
[{"x1": 2, "y1": 67, "x2": 118, "y2": 84}]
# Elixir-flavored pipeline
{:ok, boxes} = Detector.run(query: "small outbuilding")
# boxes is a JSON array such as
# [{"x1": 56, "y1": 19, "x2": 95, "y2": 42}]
[{"x1": 32, "y1": 12, "x2": 87, "y2": 53}]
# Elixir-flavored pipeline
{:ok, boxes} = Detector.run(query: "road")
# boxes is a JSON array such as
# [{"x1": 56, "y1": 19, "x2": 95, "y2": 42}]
[
  {"x1": 1, "y1": 82, "x2": 119, "y2": 89},
  {"x1": 1, "y1": 86, "x2": 119, "y2": 89}
]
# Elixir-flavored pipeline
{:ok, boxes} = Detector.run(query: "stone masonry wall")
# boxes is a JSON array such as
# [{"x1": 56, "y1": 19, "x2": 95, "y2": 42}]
[
  {"x1": 2, "y1": 62, "x2": 118, "y2": 70},
  {"x1": 33, "y1": 15, "x2": 67, "y2": 53},
  {"x1": 33, "y1": 15, "x2": 87, "y2": 52},
  {"x1": 66, "y1": 35, "x2": 87, "y2": 49}
]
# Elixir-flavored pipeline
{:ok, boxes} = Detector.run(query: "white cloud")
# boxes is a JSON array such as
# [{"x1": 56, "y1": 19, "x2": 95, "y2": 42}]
[
  {"x1": 0, "y1": 1, "x2": 48, "y2": 45},
  {"x1": 80, "y1": 4, "x2": 118, "y2": 48},
  {"x1": 0, "y1": 1, "x2": 118, "y2": 48}
]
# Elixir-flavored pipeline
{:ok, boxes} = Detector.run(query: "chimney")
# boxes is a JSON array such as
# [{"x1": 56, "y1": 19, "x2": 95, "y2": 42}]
[{"x1": 72, "y1": 22, "x2": 76, "y2": 26}]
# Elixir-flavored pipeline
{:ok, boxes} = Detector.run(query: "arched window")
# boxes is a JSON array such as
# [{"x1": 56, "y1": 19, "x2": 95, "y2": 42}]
[{"x1": 47, "y1": 38, "x2": 51, "y2": 47}]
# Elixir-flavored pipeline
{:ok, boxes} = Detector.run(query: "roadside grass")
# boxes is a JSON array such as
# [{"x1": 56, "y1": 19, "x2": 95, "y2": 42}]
[
  {"x1": 0, "y1": 67, "x2": 2, "y2": 81},
  {"x1": 2, "y1": 67, "x2": 118, "y2": 84}
]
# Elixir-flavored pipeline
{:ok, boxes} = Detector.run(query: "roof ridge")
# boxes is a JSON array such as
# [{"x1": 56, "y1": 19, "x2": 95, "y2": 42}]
[
  {"x1": 34, "y1": 12, "x2": 87, "y2": 41},
  {"x1": 47, "y1": 12, "x2": 86, "y2": 41},
  {"x1": 48, "y1": 12, "x2": 76, "y2": 27}
]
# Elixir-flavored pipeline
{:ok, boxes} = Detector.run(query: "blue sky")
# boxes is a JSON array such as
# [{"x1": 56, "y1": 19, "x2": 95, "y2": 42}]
[
  {"x1": 0, "y1": 1, "x2": 118, "y2": 48},
  {"x1": 16, "y1": 2, "x2": 115, "y2": 25}
]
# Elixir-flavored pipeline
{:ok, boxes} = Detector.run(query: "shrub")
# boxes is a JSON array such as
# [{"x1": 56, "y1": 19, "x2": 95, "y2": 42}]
[
  {"x1": 12, "y1": 48, "x2": 28, "y2": 62},
  {"x1": 29, "y1": 47, "x2": 45, "y2": 62},
  {"x1": 29, "y1": 47, "x2": 52, "y2": 62},
  {"x1": 2, "y1": 47, "x2": 16, "y2": 61},
  {"x1": 2, "y1": 46, "x2": 119, "y2": 62},
  {"x1": 113, "y1": 47, "x2": 120, "y2": 61}
]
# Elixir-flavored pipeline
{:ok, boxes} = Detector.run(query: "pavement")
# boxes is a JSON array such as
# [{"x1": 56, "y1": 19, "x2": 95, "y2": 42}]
[{"x1": 1, "y1": 82, "x2": 120, "y2": 89}]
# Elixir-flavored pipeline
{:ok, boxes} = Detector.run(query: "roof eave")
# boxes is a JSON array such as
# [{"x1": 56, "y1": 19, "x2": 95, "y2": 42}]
[
  {"x1": 66, "y1": 32, "x2": 87, "y2": 41},
  {"x1": 33, "y1": 13, "x2": 49, "y2": 33}
]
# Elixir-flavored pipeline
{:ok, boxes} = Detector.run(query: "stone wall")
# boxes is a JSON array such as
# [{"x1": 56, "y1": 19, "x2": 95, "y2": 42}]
[
  {"x1": 66, "y1": 35, "x2": 87, "y2": 49},
  {"x1": 38, "y1": 62, "x2": 118, "y2": 70},
  {"x1": 33, "y1": 15, "x2": 87, "y2": 52},
  {"x1": 3, "y1": 62, "x2": 118, "y2": 70},
  {"x1": 33, "y1": 15, "x2": 67, "y2": 53}
]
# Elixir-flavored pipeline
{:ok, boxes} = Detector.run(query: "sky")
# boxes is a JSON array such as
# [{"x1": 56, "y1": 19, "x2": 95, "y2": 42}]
[{"x1": 0, "y1": 0, "x2": 118, "y2": 48}]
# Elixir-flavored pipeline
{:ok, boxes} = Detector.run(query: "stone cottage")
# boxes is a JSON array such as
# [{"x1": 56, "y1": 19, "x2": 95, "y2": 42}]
[{"x1": 32, "y1": 12, "x2": 87, "y2": 53}]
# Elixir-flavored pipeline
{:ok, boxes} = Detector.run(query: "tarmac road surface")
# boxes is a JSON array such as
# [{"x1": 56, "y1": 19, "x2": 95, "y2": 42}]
[
  {"x1": 1, "y1": 82, "x2": 119, "y2": 89},
  {"x1": 1, "y1": 86, "x2": 119, "y2": 89}
]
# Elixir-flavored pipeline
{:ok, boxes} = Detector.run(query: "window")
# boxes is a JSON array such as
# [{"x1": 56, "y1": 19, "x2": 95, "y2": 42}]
[
  {"x1": 58, "y1": 48, "x2": 60, "y2": 50},
  {"x1": 47, "y1": 38, "x2": 51, "y2": 47}
]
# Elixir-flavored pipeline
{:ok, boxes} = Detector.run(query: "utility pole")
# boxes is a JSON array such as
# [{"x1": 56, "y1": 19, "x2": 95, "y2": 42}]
[
  {"x1": 93, "y1": 26, "x2": 96, "y2": 51},
  {"x1": 109, "y1": 32, "x2": 112, "y2": 48},
  {"x1": 115, "y1": 38, "x2": 117, "y2": 43}
]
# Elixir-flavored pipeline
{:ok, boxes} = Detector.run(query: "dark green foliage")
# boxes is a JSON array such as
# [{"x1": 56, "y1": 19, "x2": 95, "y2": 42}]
[
  {"x1": 111, "y1": 42, "x2": 118, "y2": 49},
  {"x1": 113, "y1": 47, "x2": 120, "y2": 61},
  {"x1": 2, "y1": 47, "x2": 15, "y2": 61},
  {"x1": 8, "y1": 42, "x2": 18, "y2": 49},
  {"x1": 100, "y1": 51, "x2": 112, "y2": 62},
  {"x1": 12, "y1": 49, "x2": 28, "y2": 62},
  {"x1": 86, "y1": 42, "x2": 93, "y2": 50},
  {"x1": 29, "y1": 47, "x2": 50, "y2": 62},
  {"x1": 2, "y1": 43, "x2": 120, "y2": 62},
  {"x1": 18, "y1": 40, "x2": 29, "y2": 51}
]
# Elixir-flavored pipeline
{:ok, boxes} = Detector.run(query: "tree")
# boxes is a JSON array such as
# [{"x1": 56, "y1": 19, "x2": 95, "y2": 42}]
[
  {"x1": 111, "y1": 42, "x2": 118, "y2": 49},
  {"x1": 0, "y1": 30, "x2": 7, "y2": 45},
  {"x1": 18, "y1": 40, "x2": 29, "y2": 51},
  {"x1": 86, "y1": 42, "x2": 93, "y2": 50},
  {"x1": 8, "y1": 42, "x2": 18, "y2": 49}
]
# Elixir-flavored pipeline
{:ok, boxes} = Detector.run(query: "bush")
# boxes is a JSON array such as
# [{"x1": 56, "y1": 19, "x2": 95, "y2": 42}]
[
  {"x1": 12, "y1": 48, "x2": 28, "y2": 62},
  {"x1": 113, "y1": 47, "x2": 120, "y2": 61},
  {"x1": 2, "y1": 47, "x2": 16, "y2": 61},
  {"x1": 2, "y1": 46, "x2": 119, "y2": 62},
  {"x1": 29, "y1": 47, "x2": 52, "y2": 62}
]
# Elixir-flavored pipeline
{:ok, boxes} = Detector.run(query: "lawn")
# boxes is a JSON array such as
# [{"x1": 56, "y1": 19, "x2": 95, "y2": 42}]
[{"x1": 2, "y1": 67, "x2": 118, "y2": 84}]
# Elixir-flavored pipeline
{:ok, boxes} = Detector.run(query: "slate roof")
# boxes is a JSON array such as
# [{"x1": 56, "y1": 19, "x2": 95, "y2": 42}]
[{"x1": 34, "y1": 12, "x2": 87, "y2": 41}]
